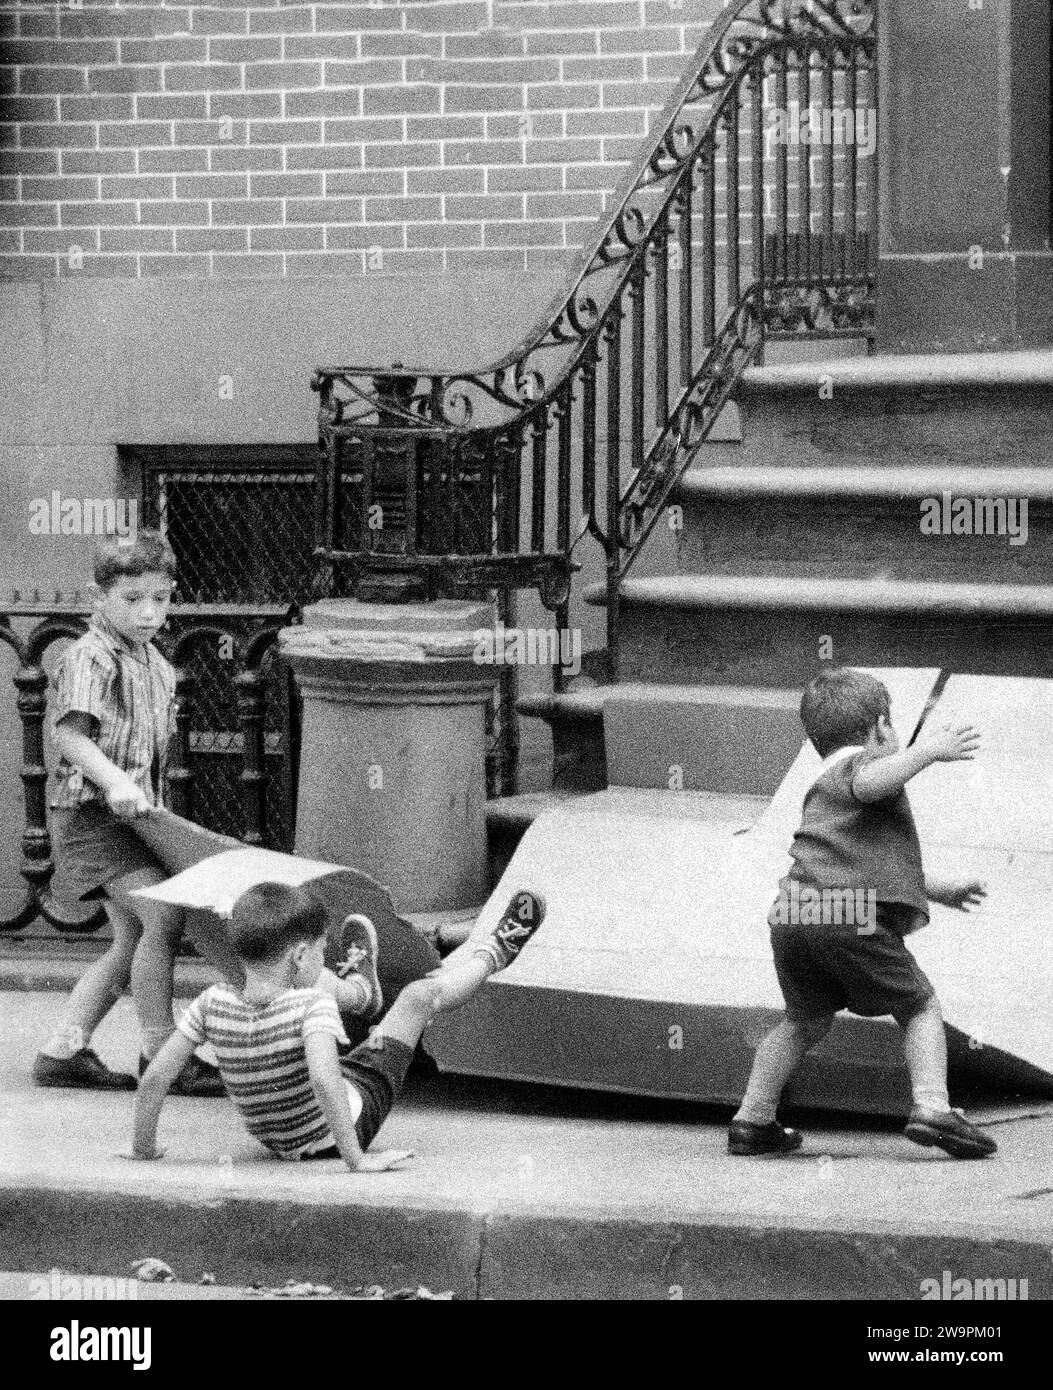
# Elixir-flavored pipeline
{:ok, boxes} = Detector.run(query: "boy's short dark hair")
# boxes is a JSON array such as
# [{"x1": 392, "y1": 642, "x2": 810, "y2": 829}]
[
  {"x1": 228, "y1": 883, "x2": 327, "y2": 963},
  {"x1": 800, "y1": 667, "x2": 891, "y2": 758},
  {"x1": 94, "y1": 530, "x2": 177, "y2": 589}
]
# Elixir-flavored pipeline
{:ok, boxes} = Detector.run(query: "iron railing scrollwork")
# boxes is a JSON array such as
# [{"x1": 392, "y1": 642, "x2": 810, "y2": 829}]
[
  {"x1": 0, "y1": 602, "x2": 299, "y2": 938},
  {"x1": 312, "y1": 0, "x2": 877, "y2": 686},
  {"x1": 0, "y1": 612, "x2": 106, "y2": 934}
]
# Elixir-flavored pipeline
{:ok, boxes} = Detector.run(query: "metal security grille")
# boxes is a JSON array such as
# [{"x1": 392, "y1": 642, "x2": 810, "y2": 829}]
[
  {"x1": 126, "y1": 447, "x2": 515, "y2": 832},
  {"x1": 127, "y1": 446, "x2": 318, "y2": 850},
  {"x1": 132, "y1": 453, "x2": 318, "y2": 607}
]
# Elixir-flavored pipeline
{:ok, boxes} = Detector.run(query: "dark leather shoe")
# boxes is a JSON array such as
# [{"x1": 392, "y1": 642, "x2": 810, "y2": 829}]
[
  {"x1": 728, "y1": 1119, "x2": 803, "y2": 1155},
  {"x1": 139, "y1": 1051, "x2": 226, "y2": 1098},
  {"x1": 33, "y1": 1048, "x2": 137, "y2": 1091},
  {"x1": 905, "y1": 1107, "x2": 996, "y2": 1159}
]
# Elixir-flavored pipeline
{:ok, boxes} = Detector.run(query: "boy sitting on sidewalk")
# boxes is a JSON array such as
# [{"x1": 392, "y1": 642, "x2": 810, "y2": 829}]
[
  {"x1": 131, "y1": 883, "x2": 545, "y2": 1170},
  {"x1": 730, "y1": 667, "x2": 995, "y2": 1161}
]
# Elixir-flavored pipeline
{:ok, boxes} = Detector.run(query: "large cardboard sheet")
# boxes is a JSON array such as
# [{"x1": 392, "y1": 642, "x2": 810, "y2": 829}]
[
  {"x1": 429, "y1": 669, "x2": 1053, "y2": 1109},
  {"x1": 126, "y1": 810, "x2": 440, "y2": 1040},
  {"x1": 133, "y1": 845, "x2": 347, "y2": 915},
  {"x1": 429, "y1": 795, "x2": 917, "y2": 1111},
  {"x1": 907, "y1": 675, "x2": 1053, "y2": 1076}
]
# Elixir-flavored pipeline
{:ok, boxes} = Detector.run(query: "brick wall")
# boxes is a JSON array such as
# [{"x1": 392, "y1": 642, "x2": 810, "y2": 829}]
[{"x1": 0, "y1": 0, "x2": 724, "y2": 280}]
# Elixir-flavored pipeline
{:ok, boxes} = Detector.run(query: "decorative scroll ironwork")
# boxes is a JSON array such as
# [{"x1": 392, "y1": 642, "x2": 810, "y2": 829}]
[
  {"x1": 0, "y1": 603, "x2": 299, "y2": 937},
  {"x1": 313, "y1": 0, "x2": 876, "y2": 681}
]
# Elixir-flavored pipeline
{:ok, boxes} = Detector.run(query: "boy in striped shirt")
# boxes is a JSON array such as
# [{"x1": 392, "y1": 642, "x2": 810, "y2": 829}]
[{"x1": 131, "y1": 881, "x2": 545, "y2": 1169}]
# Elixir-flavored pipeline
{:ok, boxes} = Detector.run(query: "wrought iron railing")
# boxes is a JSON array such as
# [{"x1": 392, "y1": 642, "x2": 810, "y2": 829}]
[
  {"x1": 312, "y1": 0, "x2": 877, "y2": 684},
  {"x1": 0, "y1": 599, "x2": 299, "y2": 938}
]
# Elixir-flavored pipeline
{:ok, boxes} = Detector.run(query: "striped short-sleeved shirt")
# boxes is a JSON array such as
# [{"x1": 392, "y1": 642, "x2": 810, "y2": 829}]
[
  {"x1": 177, "y1": 985, "x2": 362, "y2": 1159},
  {"x1": 49, "y1": 611, "x2": 176, "y2": 810}
]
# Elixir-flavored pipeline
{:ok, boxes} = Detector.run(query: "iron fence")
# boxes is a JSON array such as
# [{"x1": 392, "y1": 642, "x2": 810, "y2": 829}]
[{"x1": 0, "y1": 600, "x2": 298, "y2": 939}]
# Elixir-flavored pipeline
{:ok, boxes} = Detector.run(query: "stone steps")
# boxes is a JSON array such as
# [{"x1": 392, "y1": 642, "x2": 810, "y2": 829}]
[
  {"x1": 494, "y1": 683, "x2": 801, "y2": 846},
  {"x1": 710, "y1": 349, "x2": 1053, "y2": 471},
  {"x1": 516, "y1": 349, "x2": 1053, "y2": 783},
  {"x1": 672, "y1": 465, "x2": 1051, "y2": 584},
  {"x1": 515, "y1": 682, "x2": 803, "y2": 793},
  {"x1": 583, "y1": 573, "x2": 1053, "y2": 687}
]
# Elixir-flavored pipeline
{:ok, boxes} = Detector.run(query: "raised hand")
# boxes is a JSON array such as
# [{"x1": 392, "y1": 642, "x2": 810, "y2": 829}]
[{"x1": 922, "y1": 721, "x2": 981, "y2": 764}]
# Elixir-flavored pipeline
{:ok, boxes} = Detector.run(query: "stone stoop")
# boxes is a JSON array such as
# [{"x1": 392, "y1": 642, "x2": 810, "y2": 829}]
[
  {"x1": 495, "y1": 350, "x2": 1053, "y2": 813},
  {"x1": 602, "y1": 350, "x2": 1053, "y2": 688}
]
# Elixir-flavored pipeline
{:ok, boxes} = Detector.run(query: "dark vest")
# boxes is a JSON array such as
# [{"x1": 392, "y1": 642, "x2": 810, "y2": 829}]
[{"x1": 786, "y1": 749, "x2": 928, "y2": 933}]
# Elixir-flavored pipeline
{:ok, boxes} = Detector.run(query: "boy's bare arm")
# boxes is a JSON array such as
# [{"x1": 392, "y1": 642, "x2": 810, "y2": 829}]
[
  {"x1": 131, "y1": 1032, "x2": 195, "y2": 1158},
  {"x1": 853, "y1": 722, "x2": 981, "y2": 803},
  {"x1": 54, "y1": 716, "x2": 150, "y2": 816},
  {"x1": 924, "y1": 874, "x2": 987, "y2": 911},
  {"x1": 304, "y1": 1032, "x2": 414, "y2": 1173}
]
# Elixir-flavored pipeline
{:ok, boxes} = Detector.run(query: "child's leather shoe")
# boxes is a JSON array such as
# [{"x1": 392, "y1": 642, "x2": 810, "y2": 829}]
[
  {"x1": 904, "y1": 1107, "x2": 996, "y2": 1159},
  {"x1": 139, "y1": 1051, "x2": 226, "y2": 1098},
  {"x1": 728, "y1": 1119, "x2": 803, "y2": 1155},
  {"x1": 33, "y1": 1048, "x2": 137, "y2": 1091}
]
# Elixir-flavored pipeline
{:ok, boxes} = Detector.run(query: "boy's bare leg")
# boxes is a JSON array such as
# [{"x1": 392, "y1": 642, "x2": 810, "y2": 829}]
[
  {"x1": 733, "y1": 1013, "x2": 834, "y2": 1127},
  {"x1": 371, "y1": 953, "x2": 495, "y2": 1052},
  {"x1": 897, "y1": 994, "x2": 997, "y2": 1157},
  {"x1": 107, "y1": 866, "x2": 226, "y2": 1095},
  {"x1": 896, "y1": 994, "x2": 949, "y2": 1112},
  {"x1": 40, "y1": 899, "x2": 140, "y2": 1059},
  {"x1": 369, "y1": 891, "x2": 546, "y2": 1050},
  {"x1": 108, "y1": 867, "x2": 185, "y2": 1058}
]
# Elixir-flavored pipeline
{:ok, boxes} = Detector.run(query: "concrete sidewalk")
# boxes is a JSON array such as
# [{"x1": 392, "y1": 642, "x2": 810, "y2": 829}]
[{"x1": 2, "y1": 991, "x2": 1052, "y2": 1299}]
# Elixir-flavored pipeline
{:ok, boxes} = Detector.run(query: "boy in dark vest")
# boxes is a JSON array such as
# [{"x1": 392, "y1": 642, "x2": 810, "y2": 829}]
[{"x1": 730, "y1": 667, "x2": 995, "y2": 1160}]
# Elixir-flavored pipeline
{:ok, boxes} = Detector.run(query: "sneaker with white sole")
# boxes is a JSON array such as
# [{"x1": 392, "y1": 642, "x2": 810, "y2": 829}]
[
  {"x1": 335, "y1": 913, "x2": 383, "y2": 1017},
  {"x1": 472, "y1": 890, "x2": 546, "y2": 970}
]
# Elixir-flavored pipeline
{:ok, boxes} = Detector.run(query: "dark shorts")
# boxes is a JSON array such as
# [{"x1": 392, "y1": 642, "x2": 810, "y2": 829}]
[
  {"x1": 770, "y1": 903, "x2": 934, "y2": 1020},
  {"x1": 341, "y1": 1035, "x2": 416, "y2": 1150},
  {"x1": 50, "y1": 803, "x2": 165, "y2": 902}
]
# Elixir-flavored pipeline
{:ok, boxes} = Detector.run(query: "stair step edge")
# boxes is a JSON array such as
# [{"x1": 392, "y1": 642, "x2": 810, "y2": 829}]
[
  {"x1": 583, "y1": 575, "x2": 1053, "y2": 616},
  {"x1": 736, "y1": 348, "x2": 1053, "y2": 396},
  {"x1": 517, "y1": 682, "x2": 801, "y2": 722},
  {"x1": 674, "y1": 465, "x2": 1053, "y2": 503}
]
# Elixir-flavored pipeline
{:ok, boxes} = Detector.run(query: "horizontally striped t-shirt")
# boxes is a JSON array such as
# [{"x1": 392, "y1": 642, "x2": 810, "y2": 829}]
[
  {"x1": 178, "y1": 985, "x2": 362, "y2": 1159},
  {"x1": 49, "y1": 611, "x2": 176, "y2": 810}
]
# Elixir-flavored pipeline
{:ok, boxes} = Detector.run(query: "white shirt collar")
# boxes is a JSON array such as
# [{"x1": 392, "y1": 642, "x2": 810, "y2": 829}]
[
  {"x1": 817, "y1": 744, "x2": 866, "y2": 775},
  {"x1": 801, "y1": 745, "x2": 867, "y2": 803}
]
